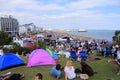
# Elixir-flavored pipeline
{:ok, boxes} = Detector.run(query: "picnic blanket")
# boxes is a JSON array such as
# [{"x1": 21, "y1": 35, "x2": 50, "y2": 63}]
[{"x1": 87, "y1": 57, "x2": 101, "y2": 62}]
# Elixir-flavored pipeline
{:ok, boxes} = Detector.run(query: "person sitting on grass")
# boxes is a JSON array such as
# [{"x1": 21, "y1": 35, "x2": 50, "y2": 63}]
[
  {"x1": 0, "y1": 72, "x2": 11, "y2": 80},
  {"x1": 80, "y1": 61, "x2": 95, "y2": 76},
  {"x1": 15, "y1": 52, "x2": 20, "y2": 57},
  {"x1": 34, "y1": 73, "x2": 43, "y2": 80},
  {"x1": 108, "y1": 47, "x2": 120, "y2": 75},
  {"x1": 70, "y1": 48, "x2": 77, "y2": 60},
  {"x1": 116, "y1": 47, "x2": 120, "y2": 75},
  {"x1": 64, "y1": 60, "x2": 76, "y2": 80},
  {"x1": 0, "y1": 47, "x2": 4, "y2": 56},
  {"x1": 64, "y1": 50, "x2": 70, "y2": 58},
  {"x1": 4, "y1": 73, "x2": 24, "y2": 80},
  {"x1": 50, "y1": 64, "x2": 62, "y2": 80}
]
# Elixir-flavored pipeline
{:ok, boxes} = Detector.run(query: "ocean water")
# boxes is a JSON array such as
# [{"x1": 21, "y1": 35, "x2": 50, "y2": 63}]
[{"x1": 67, "y1": 30, "x2": 115, "y2": 41}]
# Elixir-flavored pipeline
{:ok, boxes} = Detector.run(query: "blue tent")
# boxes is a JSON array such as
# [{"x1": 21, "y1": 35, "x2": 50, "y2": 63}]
[
  {"x1": 52, "y1": 52, "x2": 58, "y2": 59},
  {"x1": 45, "y1": 48, "x2": 58, "y2": 59},
  {"x1": 0, "y1": 53, "x2": 24, "y2": 70}
]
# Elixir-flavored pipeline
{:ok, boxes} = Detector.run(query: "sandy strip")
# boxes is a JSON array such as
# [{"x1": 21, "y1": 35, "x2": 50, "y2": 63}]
[{"x1": 53, "y1": 30, "x2": 98, "y2": 40}]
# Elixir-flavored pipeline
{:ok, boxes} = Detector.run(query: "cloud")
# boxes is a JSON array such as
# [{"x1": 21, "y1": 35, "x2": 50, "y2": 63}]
[
  {"x1": 36, "y1": 10, "x2": 120, "y2": 30},
  {"x1": 0, "y1": 0, "x2": 119, "y2": 13},
  {"x1": 0, "y1": 0, "x2": 120, "y2": 30},
  {"x1": 0, "y1": 0, "x2": 64, "y2": 11},
  {"x1": 0, "y1": 0, "x2": 33, "y2": 10},
  {"x1": 68, "y1": 0, "x2": 120, "y2": 10},
  {"x1": 0, "y1": 8, "x2": 120, "y2": 30}
]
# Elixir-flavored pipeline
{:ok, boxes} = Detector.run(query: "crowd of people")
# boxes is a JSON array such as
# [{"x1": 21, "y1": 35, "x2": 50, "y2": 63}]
[
  {"x1": 48, "y1": 38, "x2": 120, "y2": 79},
  {"x1": 50, "y1": 60, "x2": 97, "y2": 80},
  {"x1": 0, "y1": 31, "x2": 120, "y2": 80}
]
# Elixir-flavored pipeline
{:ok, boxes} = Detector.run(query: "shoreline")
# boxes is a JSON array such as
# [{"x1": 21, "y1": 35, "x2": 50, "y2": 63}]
[{"x1": 52, "y1": 30, "x2": 98, "y2": 41}]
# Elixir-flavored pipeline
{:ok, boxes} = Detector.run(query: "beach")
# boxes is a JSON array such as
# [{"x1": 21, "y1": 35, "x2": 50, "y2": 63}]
[
  {"x1": 68, "y1": 30, "x2": 115, "y2": 41},
  {"x1": 43, "y1": 29, "x2": 115, "y2": 41},
  {"x1": 52, "y1": 30, "x2": 97, "y2": 41}
]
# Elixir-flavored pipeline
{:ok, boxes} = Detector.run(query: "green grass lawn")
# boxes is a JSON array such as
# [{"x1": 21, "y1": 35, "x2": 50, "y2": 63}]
[{"x1": 1, "y1": 51, "x2": 120, "y2": 80}]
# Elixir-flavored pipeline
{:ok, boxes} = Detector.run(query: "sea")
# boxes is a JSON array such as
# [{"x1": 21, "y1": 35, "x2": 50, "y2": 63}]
[{"x1": 67, "y1": 30, "x2": 115, "y2": 42}]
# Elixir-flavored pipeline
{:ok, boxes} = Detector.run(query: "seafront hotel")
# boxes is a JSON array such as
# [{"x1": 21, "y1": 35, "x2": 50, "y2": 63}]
[{"x1": 0, "y1": 15, "x2": 19, "y2": 36}]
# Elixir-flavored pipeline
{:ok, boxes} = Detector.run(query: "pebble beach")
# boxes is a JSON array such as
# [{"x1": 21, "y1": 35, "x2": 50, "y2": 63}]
[{"x1": 52, "y1": 30, "x2": 97, "y2": 41}]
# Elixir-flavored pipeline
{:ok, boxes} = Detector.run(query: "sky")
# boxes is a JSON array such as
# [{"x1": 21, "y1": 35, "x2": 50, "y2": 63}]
[{"x1": 0, "y1": 0, "x2": 120, "y2": 30}]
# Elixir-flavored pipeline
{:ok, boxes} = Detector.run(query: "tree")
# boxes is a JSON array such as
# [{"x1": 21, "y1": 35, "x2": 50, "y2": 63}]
[
  {"x1": 113, "y1": 30, "x2": 120, "y2": 42},
  {"x1": 115, "y1": 30, "x2": 120, "y2": 36},
  {"x1": 37, "y1": 39, "x2": 47, "y2": 49},
  {"x1": 0, "y1": 31, "x2": 12, "y2": 46}
]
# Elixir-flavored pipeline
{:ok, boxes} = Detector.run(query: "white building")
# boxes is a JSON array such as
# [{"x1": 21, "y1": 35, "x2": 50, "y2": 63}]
[
  {"x1": 36, "y1": 26, "x2": 43, "y2": 32},
  {"x1": 43, "y1": 27, "x2": 53, "y2": 31},
  {"x1": 19, "y1": 23, "x2": 36, "y2": 33}
]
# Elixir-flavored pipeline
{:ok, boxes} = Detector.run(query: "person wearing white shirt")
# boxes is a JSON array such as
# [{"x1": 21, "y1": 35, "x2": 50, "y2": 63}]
[
  {"x1": 108, "y1": 48, "x2": 120, "y2": 75},
  {"x1": 117, "y1": 48, "x2": 120, "y2": 75},
  {"x1": 117, "y1": 50, "x2": 120, "y2": 61},
  {"x1": 64, "y1": 60, "x2": 76, "y2": 80},
  {"x1": 64, "y1": 51, "x2": 70, "y2": 58},
  {"x1": 0, "y1": 47, "x2": 4, "y2": 56}
]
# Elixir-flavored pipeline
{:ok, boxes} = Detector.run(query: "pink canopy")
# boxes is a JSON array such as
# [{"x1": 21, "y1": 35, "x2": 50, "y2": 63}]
[{"x1": 27, "y1": 49, "x2": 56, "y2": 67}]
